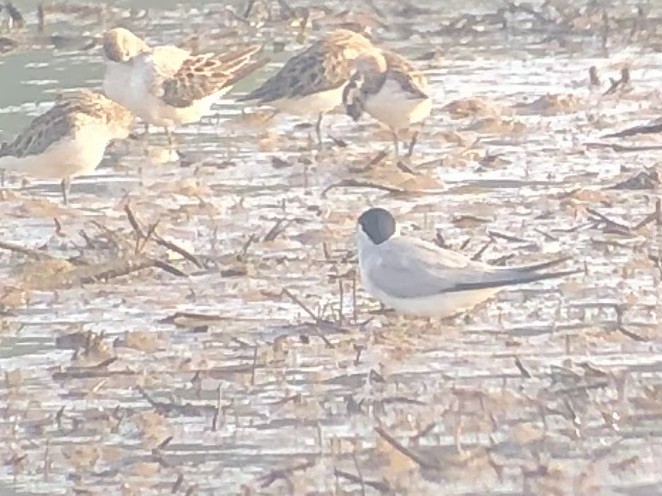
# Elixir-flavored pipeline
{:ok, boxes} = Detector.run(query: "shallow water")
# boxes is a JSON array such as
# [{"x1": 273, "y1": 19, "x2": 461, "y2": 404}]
[{"x1": 1, "y1": 1, "x2": 661, "y2": 495}]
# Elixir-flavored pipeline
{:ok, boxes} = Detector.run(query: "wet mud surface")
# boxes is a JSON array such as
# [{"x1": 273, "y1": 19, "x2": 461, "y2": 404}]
[{"x1": 0, "y1": 1, "x2": 661, "y2": 494}]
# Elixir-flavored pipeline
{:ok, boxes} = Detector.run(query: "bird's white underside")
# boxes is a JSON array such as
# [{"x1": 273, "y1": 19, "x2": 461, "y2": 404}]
[
  {"x1": 364, "y1": 79, "x2": 431, "y2": 131},
  {"x1": 0, "y1": 128, "x2": 111, "y2": 179},
  {"x1": 103, "y1": 58, "x2": 228, "y2": 128},
  {"x1": 362, "y1": 276, "x2": 501, "y2": 318},
  {"x1": 357, "y1": 227, "x2": 503, "y2": 318},
  {"x1": 103, "y1": 61, "x2": 135, "y2": 109},
  {"x1": 266, "y1": 84, "x2": 347, "y2": 116}
]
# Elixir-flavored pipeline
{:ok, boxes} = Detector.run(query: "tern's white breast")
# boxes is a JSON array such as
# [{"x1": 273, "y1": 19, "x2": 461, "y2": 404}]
[{"x1": 363, "y1": 280, "x2": 501, "y2": 318}]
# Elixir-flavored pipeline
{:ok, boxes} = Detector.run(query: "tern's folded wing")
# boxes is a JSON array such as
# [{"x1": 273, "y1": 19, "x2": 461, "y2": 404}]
[{"x1": 366, "y1": 238, "x2": 577, "y2": 299}]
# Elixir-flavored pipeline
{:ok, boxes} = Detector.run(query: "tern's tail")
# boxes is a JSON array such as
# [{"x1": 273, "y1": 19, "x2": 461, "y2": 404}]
[{"x1": 451, "y1": 263, "x2": 582, "y2": 293}]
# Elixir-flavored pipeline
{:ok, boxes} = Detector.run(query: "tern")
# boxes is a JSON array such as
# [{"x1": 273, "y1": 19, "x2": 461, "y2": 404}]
[{"x1": 357, "y1": 207, "x2": 579, "y2": 318}]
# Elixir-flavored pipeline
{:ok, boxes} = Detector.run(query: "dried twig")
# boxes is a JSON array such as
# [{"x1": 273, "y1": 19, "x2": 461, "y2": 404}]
[
  {"x1": 92, "y1": 356, "x2": 117, "y2": 368},
  {"x1": 159, "y1": 311, "x2": 250, "y2": 326},
  {"x1": 281, "y1": 288, "x2": 319, "y2": 322},
  {"x1": 603, "y1": 67, "x2": 630, "y2": 96},
  {"x1": 470, "y1": 238, "x2": 493, "y2": 261},
  {"x1": 136, "y1": 386, "x2": 212, "y2": 416},
  {"x1": 242, "y1": 0, "x2": 256, "y2": 18},
  {"x1": 263, "y1": 218, "x2": 289, "y2": 242},
  {"x1": 52, "y1": 366, "x2": 136, "y2": 381},
  {"x1": 0, "y1": 240, "x2": 54, "y2": 260},
  {"x1": 153, "y1": 235, "x2": 204, "y2": 268},
  {"x1": 212, "y1": 385, "x2": 222, "y2": 431},
  {"x1": 533, "y1": 228, "x2": 558, "y2": 241},
  {"x1": 586, "y1": 141, "x2": 662, "y2": 151},
  {"x1": 237, "y1": 233, "x2": 256, "y2": 261},
  {"x1": 152, "y1": 260, "x2": 188, "y2": 277},
  {"x1": 488, "y1": 230, "x2": 532, "y2": 244},
  {"x1": 250, "y1": 345, "x2": 258, "y2": 386},
  {"x1": 260, "y1": 459, "x2": 317, "y2": 488},
  {"x1": 586, "y1": 208, "x2": 631, "y2": 234},
  {"x1": 75, "y1": 256, "x2": 185, "y2": 284},
  {"x1": 53, "y1": 218, "x2": 64, "y2": 237},
  {"x1": 616, "y1": 326, "x2": 649, "y2": 342},
  {"x1": 172, "y1": 474, "x2": 184, "y2": 493},
  {"x1": 334, "y1": 468, "x2": 390, "y2": 493},
  {"x1": 514, "y1": 357, "x2": 532, "y2": 378},
  {"x1": 124, "y1": 203, "x2": 145, "y2": 238},
  {"x1": 352, "y1": 453, "x2": 366, "y2": 496},
  {"x1": 411, "y1": 422, "x2": 436, "y2": 441},
  {"x1": 374, "y1": 426, "x2": 437, "y2": 469},
  {"x1": 156, "y1": 436, "x2": 173, "y2": 450},
  {"x1": 321, "y1": 179, "x2": 405, "y2": 198}
]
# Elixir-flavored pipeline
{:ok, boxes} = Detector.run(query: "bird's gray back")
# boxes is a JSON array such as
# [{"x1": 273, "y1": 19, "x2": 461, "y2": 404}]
[{"x1": 364, "y1": 236, "x2": 534, "y2": 299}]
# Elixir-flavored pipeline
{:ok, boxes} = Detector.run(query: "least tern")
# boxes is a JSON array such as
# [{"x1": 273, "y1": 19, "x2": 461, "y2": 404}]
[
  {"x1": 357, "y1": 208, "x2": 578, "y2": 318},
  {"x1": 239, "y1": 28, "x2": 385, "y2": 147},
  {"x1": 102, "y1": 27, "x2": 264, "y2": 141},
  {"x1": 0, "y1": 90, "x2": 134, "y2": 204},
  {"x1": 344, "y1": 50, "x2": 431, "y2": 158}
]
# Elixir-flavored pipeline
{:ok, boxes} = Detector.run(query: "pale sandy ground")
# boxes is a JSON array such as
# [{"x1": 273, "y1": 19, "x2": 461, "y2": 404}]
[{"x1": 0, "y1": 1, "x2": 661, "y2": 495}]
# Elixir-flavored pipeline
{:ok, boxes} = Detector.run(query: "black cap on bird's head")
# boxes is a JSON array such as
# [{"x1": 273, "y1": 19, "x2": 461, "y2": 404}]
[{"x1": 358, "y1": 208, "x2": 396, "y2": 245}]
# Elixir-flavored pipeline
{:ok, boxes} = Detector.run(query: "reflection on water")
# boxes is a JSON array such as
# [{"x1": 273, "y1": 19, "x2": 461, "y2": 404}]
[{"x1": 1, "y1": 1, "x2": 661, "y2": 495}]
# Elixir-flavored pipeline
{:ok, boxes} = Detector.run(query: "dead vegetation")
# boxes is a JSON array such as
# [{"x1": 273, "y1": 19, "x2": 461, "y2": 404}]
[{"x1": 1, "y1": 0, "x2": 662, "y2": 495}]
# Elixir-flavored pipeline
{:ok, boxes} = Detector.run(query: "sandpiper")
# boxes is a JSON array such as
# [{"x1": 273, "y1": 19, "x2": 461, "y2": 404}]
[
  {"x1": 0, "y1": 90, "x2": 134, "y2": 204},
  {"x1": 102, "y1": 27, "x2": 265, "y2": 142},
  {"x1": 239, "y1": 28, "x2": 385, "y2": 147},
  {"x1": 343, "y1": 50, "x2": 431, "y2": 158}
]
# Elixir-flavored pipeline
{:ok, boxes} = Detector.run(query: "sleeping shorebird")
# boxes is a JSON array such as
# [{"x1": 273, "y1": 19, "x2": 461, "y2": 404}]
[
  {"x1": 102, "y1": 27, "x2": 265, "y2": 143},
  {"x1": 0, "y1": 90, "x2": 134, "y2": 204},
  {"x1": 239, "y1": 28, "x2": 385, "y2": 148},
  {"x1": 343, "y1": 50, "x2": 431, "y2": 158},
  {"x1": 357, "y1": 208, "x2": 579, "y2": 318}
]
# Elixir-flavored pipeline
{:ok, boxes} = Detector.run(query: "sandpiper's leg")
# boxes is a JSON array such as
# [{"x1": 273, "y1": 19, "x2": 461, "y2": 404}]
[
  {"x1": 144, "y1": 122, "x2": 150, "y2": 134},
  {"x1": 315, "y1": 113, "x2": 324, "y2": 149},
  {"x1": 60, "y1": 178, "x2": 71, "y2": 205},
  {"x1": 407, "y1": 130, "x2": 419, "y2": 158},
  {"x1": 391, "y1": 128, "x2": 400, "y2": 159},
  {"x1": 165, "y1": 128, "x2": 175, "y2": 147}
]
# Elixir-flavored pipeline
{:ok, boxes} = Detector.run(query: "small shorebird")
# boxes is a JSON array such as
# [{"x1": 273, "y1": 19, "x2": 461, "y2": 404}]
[
  {"x1": 343, "y1": 50, "x2": 431, "y2": 158},
  {"x1": 239, "y1": 28, "x2": 385, "y2": 147},
  {"x1": 357, "y1": 208, "x2": 578, "y2": 318},
  {"x1": 0, "y1": 90, "x2": 134, "y2": 204},
  {"x1": 102, "y1": 27, "x2": 265, "y2": 142}
]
